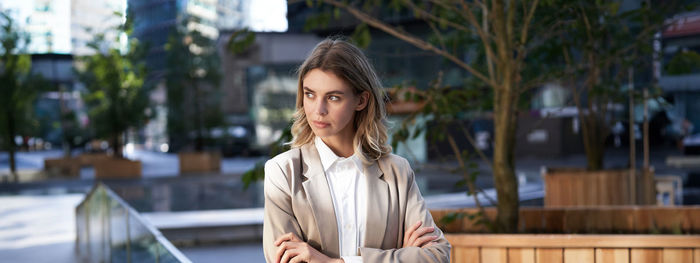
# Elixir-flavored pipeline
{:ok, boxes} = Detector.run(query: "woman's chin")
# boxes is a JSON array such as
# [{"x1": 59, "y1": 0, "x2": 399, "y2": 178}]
[{"x1": 312, "y1": 129, "x2": 336, "y2": 138}]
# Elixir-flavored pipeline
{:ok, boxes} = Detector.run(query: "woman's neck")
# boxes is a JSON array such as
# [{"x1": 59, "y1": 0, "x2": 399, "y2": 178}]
[{"x1": 320, "y1": 135, "x2": 354, "y2": 158}]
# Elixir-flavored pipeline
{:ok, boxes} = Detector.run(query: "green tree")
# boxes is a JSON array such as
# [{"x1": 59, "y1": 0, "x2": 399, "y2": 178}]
[
  {"x1": 301, "y1": 0, "x2": 690, "y2": 232},
  {"x1": 0, "y1": 11, "x2": 45, "y2": 181},
  {"x1": 560, "y1": 1, "x2": 684, "y2": 171},
  {"x1": 165, "y1": 17, "x2": 223, "y2": 152},
  {"x1": 306, "y1": 0, "x2": 573, "y2": 233},
  {"x1": 75, "y1": 14, "x2": 151, "y2": 158},
  {"x1": 665, "y1": 50, "x2": 700, "y2": 75}
]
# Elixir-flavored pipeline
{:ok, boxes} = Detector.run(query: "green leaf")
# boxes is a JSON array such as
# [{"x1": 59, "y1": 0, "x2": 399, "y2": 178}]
[
  {"x1": 350, "y1": 23, "x2": 371, "y2": 49},
  {"x1": 439, "y1": 212, "x2": 466, "y2": 225},
  {"x1": 227, "y1": 28, "x2": 256, "y2": 54}
]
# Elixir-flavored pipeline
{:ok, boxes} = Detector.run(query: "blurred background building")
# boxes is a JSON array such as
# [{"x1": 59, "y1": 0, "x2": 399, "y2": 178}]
[
  {"x1": 659, "y1": 11, "x2": 700, "y2": 154},
  {"x1": 3, "y1": 1, "x2": 700, "y2": 262}
]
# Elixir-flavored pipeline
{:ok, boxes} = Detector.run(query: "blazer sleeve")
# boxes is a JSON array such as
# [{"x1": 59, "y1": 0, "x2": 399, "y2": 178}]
[
  {"x1": 359, "y1": 158, "x2": 451, "y2": 263},
  {"x1": 262, "y1": 159, "x2": 304, "y2": 263}
]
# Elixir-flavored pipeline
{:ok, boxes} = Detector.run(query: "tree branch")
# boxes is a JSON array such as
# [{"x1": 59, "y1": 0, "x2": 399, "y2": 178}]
[
  {"x1": 458, "y1": 122, "x2": 493, "y2": 168},
  {"x1": 431, "y1": 0, "x2": 499, "y2": 71},
  {"x1": 401, "y1": 0, "x2": 471, "y2": 33},
  {"x1": 520, "y1": 0, "x2": 539, "y2": 46},
  {"x1": 320, "y1": 0, "x2": 496, "y2": 87}
]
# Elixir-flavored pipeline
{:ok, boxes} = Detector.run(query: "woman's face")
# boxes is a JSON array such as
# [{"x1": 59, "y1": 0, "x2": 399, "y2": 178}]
[{"x1": 302, "y1": 68, "x2": 368, "y2": 141}]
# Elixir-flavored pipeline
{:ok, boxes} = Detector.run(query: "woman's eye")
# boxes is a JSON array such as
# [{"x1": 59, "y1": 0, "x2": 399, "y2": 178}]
[
  {"x1": 329, "y1": 96, "x2": 340, "y2": 101},
  {"x1": 305, "y1": 92, "x2": 314, "y2": 98}
]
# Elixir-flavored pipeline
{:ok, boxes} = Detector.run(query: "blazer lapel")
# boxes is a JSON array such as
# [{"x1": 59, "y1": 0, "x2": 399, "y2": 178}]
[
  {"x1": 300, "y1": 143, "x2": 340, "y2": 258},
  {"x1": 363, "y1": 159, "x2": 388, "y2": 248}
]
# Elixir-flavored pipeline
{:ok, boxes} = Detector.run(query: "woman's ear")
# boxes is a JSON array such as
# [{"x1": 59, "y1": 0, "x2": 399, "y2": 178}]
[{"x1": 355, "y1": 91, "x2": 369, "y2": 111}]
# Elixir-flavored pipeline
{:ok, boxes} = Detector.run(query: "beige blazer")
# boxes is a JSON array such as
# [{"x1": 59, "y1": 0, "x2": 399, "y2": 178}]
[{"x1": 262, "y1": 142, "x2": 451, "y2": 262}]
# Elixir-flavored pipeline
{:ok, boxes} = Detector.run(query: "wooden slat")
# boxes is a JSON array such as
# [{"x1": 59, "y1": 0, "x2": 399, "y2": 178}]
[
  {"x1": 595, "y1": 248, "x2": 629, "y2": 263},
  {"x1": 508, "y1": 248, "x2": 535, "y2": 263},
  {"x1": 690, "y1": 208, "x2": 700, "y2": 233},
  {"x1": 590, "y1": 173, "x2": 600, "y2": 204},
  {"x1": 653, "y1": 208, "x2": 691, "y2": 233},
  {"x1": 589, "y1": 209, "x2": 613, "y2": 233},
  {"x1": 563, "y1": 248, "x2": 594, "y2": 263},
  {"x1": 663, "y1": 248, "x2": 693, "y2": 262},
  {"x1": 543, "y1": 210, "x2": 565, "y2": 232},
  {"x1": 519, "y1": 209, "x2": 542, "y2": 233},
  {"x1": 453, "y1": 247, "x2": 479, "y2": 263},
  {"x1": 630, "y1": 248, "x2": 662, "y2": 263},
  {"x1": 556, "y1": 174, "x2": 568, "y2": 207},
  {"x1": 597, "y1": 172, "x2": 608, "y2": 205},
  {"x1": 544, "y1": 174, "x2": 558, "y2": 206},
  {"x1": 628, "y1": 171, "x2": 637, "y2": 205},
  {"x1": 610, "y1": 207, "x2": 635, "y2": 233},
  {"x1": 445, "y1": 234, "x2": 700, "y2": 248},
  {"x1": 573, "y1": 175, "x2": 585, "y2": 206},
  {"x1": 633, "y1": 208, "x2": 652, "y2": 233},
  {"x1": 564, "y1": 210, "x2": 587, "y2": 233},
  {"x1": 567, "y1": 174, "x2": 577, "y2": 206},
  {"x1": 481, "y1": 247, "x2": 506, "y2": 263},
  {"x1": 536, "y1": 248, "x2": 563, "y2": 263},
  {"x1": 694, "y1": 248, "x2": 700, "y2": 263},
  {"x1": 608, "y1": 172, "x2": 620, "y2": 205}
]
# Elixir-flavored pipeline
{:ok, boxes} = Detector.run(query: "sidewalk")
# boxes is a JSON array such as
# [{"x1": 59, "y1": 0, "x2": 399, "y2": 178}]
[{"x1": 0, "y1": 194, "x2": 84, "y2": 263}]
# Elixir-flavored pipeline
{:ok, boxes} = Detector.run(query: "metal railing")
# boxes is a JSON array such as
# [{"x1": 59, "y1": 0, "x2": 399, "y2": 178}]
[{"x1": 76, "y1": 182, "x2": 191, "y2": 263}]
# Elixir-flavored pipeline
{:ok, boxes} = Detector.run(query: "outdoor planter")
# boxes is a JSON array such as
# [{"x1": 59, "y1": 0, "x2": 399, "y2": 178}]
[
  {"x1": 77, "y1": 153, "x2": 110, "y2": 167},
  {"x1": 445, "y1": 234, "x2": 700, "y2": 263},
  {"x1": 44, "y1": 157, "x2": 80, "y2": 177},
  {"x1": 431, "y1": 206, "x2": 700, "y2": 234},
  {"x1": 386, "y1": 86, "x2": 426, "y2": 115},
  {"x1": 542, "y1": 167, "x2": 656, "y2": 207},
  {"x1": 387, "y1": 100, "x2": 426, "y2": 115},
  {"x1": 94, "y1": 158, "x2": 141, "y2": 179},
  {"x1": 178, "y1": 151, "x2": 221, "y2": 174},
  {"x1": 431, "y1": 207, "x2": 700, "y2": 263}
]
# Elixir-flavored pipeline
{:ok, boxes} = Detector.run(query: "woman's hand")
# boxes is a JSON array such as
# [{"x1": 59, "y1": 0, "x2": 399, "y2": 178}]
[
  {"x1": 403, "y1": 221, "x2": 438, "y2": 248},
  {"x1": 274, "y1": 232, "x2": 344, "y2": 263}
]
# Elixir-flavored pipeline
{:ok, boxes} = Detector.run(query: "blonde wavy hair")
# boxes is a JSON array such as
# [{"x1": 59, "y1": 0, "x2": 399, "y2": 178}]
[{"x1": 289, "y1": 38, "x2": 392, "y2": 164}]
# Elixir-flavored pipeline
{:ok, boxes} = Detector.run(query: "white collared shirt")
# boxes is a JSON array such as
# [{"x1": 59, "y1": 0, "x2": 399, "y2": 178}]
[{"x1": 314, "y1": 136, "x2": 366, "y2": 263}]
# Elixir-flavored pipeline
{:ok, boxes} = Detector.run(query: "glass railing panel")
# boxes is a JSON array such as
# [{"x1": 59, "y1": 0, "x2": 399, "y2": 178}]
[
  {"x1": 156, "y1": 242, "x2": 182, "y2": 263},
  {"x1": 75, "y1": 200, "x2": 88, "y2": 260},
  {"x1": 87, "y1": 187, "x2": 108, "y2": 262},
  {"x1": 109, "y1": 198, "x2": 129, "y2": 262},
  {"x1": 76, "y1": 183, "x2": 191, "y2": 263},
  {"x1": 128, "y1": 211, "x2": 159, "y2": 262}
]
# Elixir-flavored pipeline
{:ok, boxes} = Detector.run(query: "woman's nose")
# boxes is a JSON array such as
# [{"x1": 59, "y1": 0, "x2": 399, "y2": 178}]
[{"x1": 316, "y1": 100, "x2": 327, "y2": 116}]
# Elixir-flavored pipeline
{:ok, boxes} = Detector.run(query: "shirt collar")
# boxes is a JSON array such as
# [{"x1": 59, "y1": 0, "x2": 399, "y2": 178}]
[{"x1": 314, "y1": 136, "x2": 363, "y2": 172}]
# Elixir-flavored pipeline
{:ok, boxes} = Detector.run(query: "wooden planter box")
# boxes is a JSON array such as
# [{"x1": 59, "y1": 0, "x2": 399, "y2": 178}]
[
  {"x1": 94, "y1": 158, "x2": 141, "y2": 179},
  {"x1": 432, "y1": 207, "x2": 700, "y2": 262},
  {"x1": 44, "y1": 158, "x2": 80, "y2": 177},
  {"x1": 77, "y1": 153, "x2": 111, "y2": 167},
  {"x1": 446, "y1": 234, "x2": 700, "y2": 263},
  {"x1": 386, "y1": 86, "x2": 426, "y2": 115},
  {"x1": 431, "y1": 207, "x2": 700, "y2": 234},
  {"x1": 543, "y1": 167, "x2": 655, "y2": 207},
  {"x1": 178, "y1": 152, "x2": 221, "y2": 174}
]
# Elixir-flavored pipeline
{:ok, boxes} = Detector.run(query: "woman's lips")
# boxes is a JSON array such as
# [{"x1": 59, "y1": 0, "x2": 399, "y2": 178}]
[{"x1": 312, "y1": 121, "x2": 329, "y2": 128}]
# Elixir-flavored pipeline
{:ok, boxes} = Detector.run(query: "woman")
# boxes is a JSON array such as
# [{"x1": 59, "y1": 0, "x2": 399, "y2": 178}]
[{"x1": 262, "y1": 38, "x2": 451, "y2": 263}]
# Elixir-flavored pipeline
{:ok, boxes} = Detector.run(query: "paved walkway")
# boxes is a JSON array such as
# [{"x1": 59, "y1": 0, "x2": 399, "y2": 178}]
[
  {"x1": 180, "y1": 242, "x2": 264, "y2": 263},
  {"x1": 0, "y1": 194, "x2": 84, "y2": 263}
]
